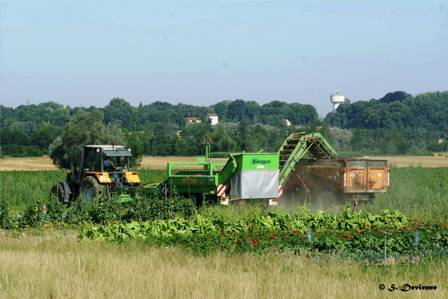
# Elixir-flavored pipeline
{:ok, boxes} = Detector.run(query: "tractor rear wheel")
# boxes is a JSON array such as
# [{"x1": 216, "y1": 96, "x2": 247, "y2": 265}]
[
  {"x1": 80, "y1": 176, "x2": 108, "y2": 201},
  {"x1": 51, "y1": 182, "x2": 68, "y2": 203}
]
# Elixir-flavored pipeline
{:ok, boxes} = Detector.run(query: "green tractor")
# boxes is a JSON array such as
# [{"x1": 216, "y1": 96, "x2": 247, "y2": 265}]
[{"x1": 51, "y1": 145, "x2": 141, "y2": 203}]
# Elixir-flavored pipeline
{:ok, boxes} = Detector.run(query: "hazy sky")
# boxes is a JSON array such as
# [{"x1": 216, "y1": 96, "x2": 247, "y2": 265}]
[{"x1": 1, "y1": 0, "x2": 447, "y2": 115}]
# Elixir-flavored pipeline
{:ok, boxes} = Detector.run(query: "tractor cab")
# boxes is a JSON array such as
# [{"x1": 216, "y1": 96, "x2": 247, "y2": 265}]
[
  {"x1": 82, "y1": 145, "x2": 131, "y2": 172},
  {"x1": 52, "y1": 144, "x2": 141, "y2": 203},
  {"x1": 79, "y1": 145, "x2": 141, "y2": 196}
]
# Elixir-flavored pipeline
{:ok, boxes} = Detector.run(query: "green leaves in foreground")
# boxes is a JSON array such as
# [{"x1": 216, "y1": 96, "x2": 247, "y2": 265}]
[
  {"x1": 0, "y1": 191, "x2": 197, "y2": 229},
  {"x1": 80, "y1": 209, "x2": 448, "y2": 258}
]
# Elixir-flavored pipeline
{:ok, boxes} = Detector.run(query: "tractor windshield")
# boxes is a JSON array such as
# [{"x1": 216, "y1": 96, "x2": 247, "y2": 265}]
[{"x1": 103, "y1": 154, "x2": 129, "y2": 172}]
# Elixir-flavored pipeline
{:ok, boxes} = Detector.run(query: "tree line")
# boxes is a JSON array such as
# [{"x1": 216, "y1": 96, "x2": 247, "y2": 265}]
[
  {"x1": 0, "y1": 99, "x2": 317, "y2": 158},
  {"x1": 0, "y1": 91, "x2": 447, "y2": 161},
  {"x1": 325, "y1": 91, "x2": 448, "y2": 153}
]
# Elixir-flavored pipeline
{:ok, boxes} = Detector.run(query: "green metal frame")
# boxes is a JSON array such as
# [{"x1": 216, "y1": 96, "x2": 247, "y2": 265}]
[
  {"x1": 163, "y1": 152, "x2": 279, "y2": 198},
  {"x1": 145, "y1": 132, "x2": 337, "y2": 202},
  {"x1": 278, "y1": 132, "x2": 337, "y2": 185},
  {"x1": 166, "y1": 161, "x2": 224, "y2": 195}
]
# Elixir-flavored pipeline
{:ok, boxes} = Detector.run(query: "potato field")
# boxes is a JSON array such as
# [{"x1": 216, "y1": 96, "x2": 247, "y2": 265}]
[{"x1": 1, "y1": 167, "x2": 448, "y2": 298}]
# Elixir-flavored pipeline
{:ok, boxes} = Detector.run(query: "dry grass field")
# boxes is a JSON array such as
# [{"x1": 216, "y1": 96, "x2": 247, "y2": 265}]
[
  {"x1": 1, "y1": 155, "x2": 447, "y2": 171},
  {"x1": 362, "y1": 155, "x2": 448, "y2": 168},
  {"x1": 0, "y1": 230, "x2": 446, "y2": 299},
  {"x1": 0, "y1": 156, "x2": 58, "y2": 171}
]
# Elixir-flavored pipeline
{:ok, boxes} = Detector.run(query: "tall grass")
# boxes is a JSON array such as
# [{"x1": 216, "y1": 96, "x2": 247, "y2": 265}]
[
  {"x1": 136, "y1": 169, "x2": 166, "y2": 185},
  {"x1": 365, "y1": 167, "x2": 448, "y2": 224},
  {"x1": 0, "y1": 230, "x2": 446, "y2": 299},
  {"x1": 0, "y1": 169, "x2": 165, "y2": 210},
  {"x1": 0, "y1": 170, "x2": 65, "y2": 211}
]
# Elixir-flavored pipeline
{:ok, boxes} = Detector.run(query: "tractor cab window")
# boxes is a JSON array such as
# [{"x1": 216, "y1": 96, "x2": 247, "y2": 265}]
[
  {"x1": 83, "y1": 148, "x2": 102, "y2": 172},
  {"x1": 103, "y1": 155, "x2": 128, "y2": 172}
]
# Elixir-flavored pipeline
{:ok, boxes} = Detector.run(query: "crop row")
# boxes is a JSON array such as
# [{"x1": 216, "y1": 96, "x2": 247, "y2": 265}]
[
  {"x1": 0, "y1": 190, "x2": 196, "y2": 229},
  {"x1": 80, "y1": 210, "x2": 448, "y2": 258}
]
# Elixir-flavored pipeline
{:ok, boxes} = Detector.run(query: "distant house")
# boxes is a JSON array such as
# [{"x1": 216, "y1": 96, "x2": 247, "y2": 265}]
[
  {"x1": 185, "y1": 117, "x2": 202, "y2": 125},
  {"x1": 207, "y1": 113, "x2": 219, "y2": 126}
]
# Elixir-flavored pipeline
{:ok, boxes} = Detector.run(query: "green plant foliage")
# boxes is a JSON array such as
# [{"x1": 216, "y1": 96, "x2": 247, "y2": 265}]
[
  {"x1": 46, "y1": 195, "x2": 66, "y2": 223},
  {"x1": 367, "y1": 167, "x2": 448, "y2": 224},
  {"x1": 0, "y1": 181, "x2": 196, "y2": 228},
  {"x1": 2, "y1": 91, "x2": 447, "y2": 157},
  {"x1": 0, "y1": 200, "x2": 12, "y2": 229},
  {"x1": 121, "y1": 188, "x2": 197, "y2": 222},
  {"x1": 80, "y1": 208, "x2": 448, "y2": 258},
  {"x1": 49, "y1": 110, "x2": 127, "y2": 168},
  {"x1": 325, "y1": 91, "x2": 448, "y2": 154},
  {"x1": 65, "y1": 198, "x2": 93, "y2": 225},
  {"x1": 88, "y1": 194, "x2": 126, "y2": 224},
  {"x1": 22, "y1": 199, "x2": 47, "y2": 227},
  {"x1": 0, "y1": 169, "x2": 164, "y2": 209},
  {"x1": 1, "y1": 98, "x2": 319, "y2": 157},
  {"x1": 1, "y1": 168, "x2": 447, "y2": 228}
]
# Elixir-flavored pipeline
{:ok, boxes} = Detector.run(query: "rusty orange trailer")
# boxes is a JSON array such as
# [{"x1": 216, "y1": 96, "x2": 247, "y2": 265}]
[{"x1": 283, "y1": 159, "x2": 389, "y2": 202}]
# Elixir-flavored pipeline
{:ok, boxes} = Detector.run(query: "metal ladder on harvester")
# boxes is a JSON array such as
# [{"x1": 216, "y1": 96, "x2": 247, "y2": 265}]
[{"x1": 278, "y1": 132, "x2": 338, "y2": 186}]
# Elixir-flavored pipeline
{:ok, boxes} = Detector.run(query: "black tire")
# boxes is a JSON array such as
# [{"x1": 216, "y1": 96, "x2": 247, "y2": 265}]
[
  {"x1": 80, "y1": 176, "x2": 107, "y2": 201},
  {"x1": 51, "y1": 182, "x2": 71, "y2": 204}
]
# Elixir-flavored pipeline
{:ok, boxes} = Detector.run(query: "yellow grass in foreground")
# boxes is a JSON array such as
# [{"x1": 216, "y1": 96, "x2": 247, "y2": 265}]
[
  {"x1": 0, "y1": 231, "x2": 446, "y2": 299},
  {"x1": 1, "y1": 155, "x2": 448, "y2": 170}
]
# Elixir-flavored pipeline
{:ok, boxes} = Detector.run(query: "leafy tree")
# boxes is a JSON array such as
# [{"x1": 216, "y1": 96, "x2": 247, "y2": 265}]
[
  {"x1": 49, "y1": 110, "x2": 126, "y2": 168},
  {"x1": 125, "y1": 131, "x2": 145, "y2": 166},
  {"x1": 103, "y1": 98, "x2": 135, "y2": 129},
  {"x1": 2, "y1": 91, "x2": 447, "y2": 157},
  {"x1": 380, "y1": 91, "x2": 411, "y2": 103},
  {"x1": 325, "y1": 91, "x2": 448, "y2": 154}
]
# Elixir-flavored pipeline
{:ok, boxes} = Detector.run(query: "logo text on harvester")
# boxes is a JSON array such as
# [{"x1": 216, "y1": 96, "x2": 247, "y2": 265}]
[{"x1": 251, "y1": 158, "x2": 271, "y2": 165}]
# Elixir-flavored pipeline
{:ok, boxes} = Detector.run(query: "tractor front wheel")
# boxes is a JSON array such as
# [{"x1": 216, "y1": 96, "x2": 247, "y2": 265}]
[{"x1": 80, "y1": 176, "x2": 108, "y2": 201}]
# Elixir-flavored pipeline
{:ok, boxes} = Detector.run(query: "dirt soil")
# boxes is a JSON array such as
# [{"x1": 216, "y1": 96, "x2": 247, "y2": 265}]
[{"x1": 0, "y1": 155, "x2": 447, "y2": 170}]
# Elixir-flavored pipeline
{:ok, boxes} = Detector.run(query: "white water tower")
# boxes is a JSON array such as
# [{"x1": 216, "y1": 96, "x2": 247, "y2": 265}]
[{"x1": 330, "y1": 91, "x2": 345, "y2": 112}]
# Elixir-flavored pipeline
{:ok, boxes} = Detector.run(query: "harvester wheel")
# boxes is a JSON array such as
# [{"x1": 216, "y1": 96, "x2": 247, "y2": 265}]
[{"x1": 80, "y1": 176, "x2": 108, "y2": 201}]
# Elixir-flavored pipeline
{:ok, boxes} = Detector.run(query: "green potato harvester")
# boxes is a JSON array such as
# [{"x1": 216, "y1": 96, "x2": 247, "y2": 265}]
[
  {"x1": 145, "y1": 132, "x2": 335, "y2": 206},
  {"x1": 157, "y1": 151, "x2": 281, "y2": 206},
  {"x1": 146, "y1": 132, "x2": 389, "y2": 206}
]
